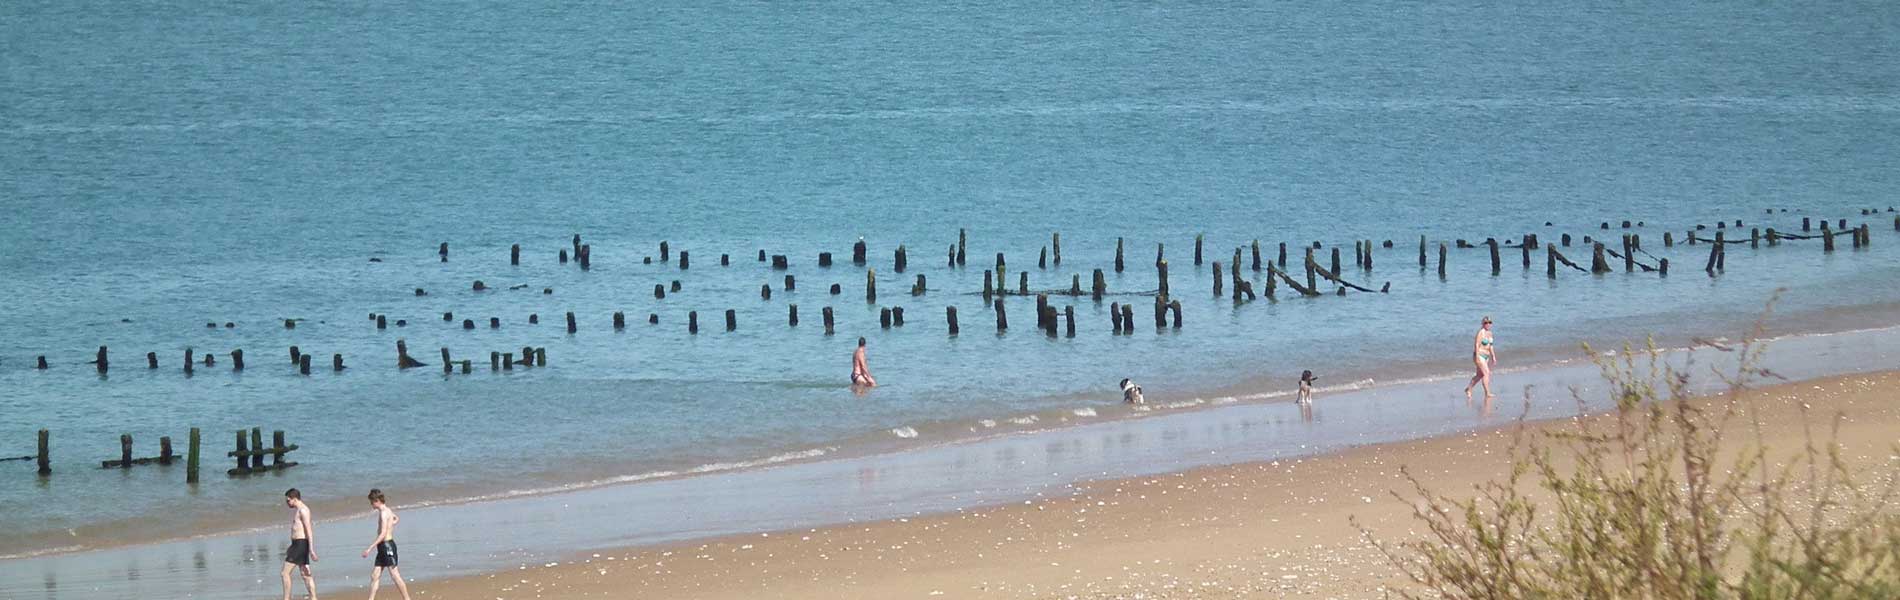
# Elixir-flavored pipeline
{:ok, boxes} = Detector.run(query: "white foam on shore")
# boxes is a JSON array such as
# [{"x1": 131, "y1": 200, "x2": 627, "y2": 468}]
[
  {"x1": 890, "y1": 426, "x2": 919, "y2": 439},
  {"x1": 1071, "y1": 407, "x2": 1097, "y2": 417}
]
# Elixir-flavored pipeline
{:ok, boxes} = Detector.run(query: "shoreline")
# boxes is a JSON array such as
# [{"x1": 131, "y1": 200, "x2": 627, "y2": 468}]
[
  {"x1": 2, "y1": 322, "x2": 1897, "y2": 599},
  {"x1": 6, "y1": 306, "x2": 1897, "y2": 563},
  {"x1": 416, "y1": 369, "x2": 1900, "y2": 599}
]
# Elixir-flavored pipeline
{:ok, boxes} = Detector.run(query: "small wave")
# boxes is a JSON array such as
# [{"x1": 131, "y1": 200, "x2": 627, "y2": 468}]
[
  {"x1": 684, "y1": 447, "x2": 834, "y2": 475},
  {"x1": 0, "y1": 544, "x2": 86, "y2": 561},
  {"x1": 977, "y1": 419, "x2": 997, "y2": 428},
  {"x1": 1071, "y1": 407, "x2": 1097, "y2": 417},
  {"x1": 1008, "y1": 415, "x2": 1040, "y2": 426},
  {"x1": 890, "y1": 426, "x2": 919, "y2": 439}
]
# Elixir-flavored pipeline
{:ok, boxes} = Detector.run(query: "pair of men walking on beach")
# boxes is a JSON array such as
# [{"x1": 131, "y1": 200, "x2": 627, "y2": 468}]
[{"x1": 281, "y1": 488, "x2": 411, "y2": 600}]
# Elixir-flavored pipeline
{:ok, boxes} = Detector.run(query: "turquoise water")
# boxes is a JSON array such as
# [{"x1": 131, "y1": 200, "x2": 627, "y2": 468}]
[{"x1": 4, "y1": 0, "x2": 1900, "y2": 566}]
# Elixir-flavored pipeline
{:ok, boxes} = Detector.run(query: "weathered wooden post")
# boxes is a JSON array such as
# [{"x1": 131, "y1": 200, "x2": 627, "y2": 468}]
[
  {"x1": 994, "y1": 298, "x2": 1008, "y2": 331},
  {"x1": 853, "y1": 238, "x2": 867, "y2": 265},
  {"x1": 560, "y1": 248, "x2": 569, "y2": 263},
  {"x1": 1092, "y1": 269, "x2": 1106, "y2": 300},
  {"x1": 688, "y1": 312, "x2": 699, "y2": 334},
  {"x1": 511, "y1": 244, "x2": 520, "y2": 265},
  {"x1": 1716, "y1": 231, "x2": 1727, "y2": 271},
  {"x1": 1114, "y1": 237, "x2": 1125, "y2": 272},
  {"x1": 819, "y1": 252, "x2": 833, "y2": 267},
  {"x1": 1120, "y1": 303, "x2": 1134, "y2": 332},
  {"x1": 725, "y1": 309, "x2": 737, "y2": 331},
  {"x1": 289, "y1": 346, "x2": 301, "y2": 365},
  {"x1": 1018, "y1": 271, "x2": 1028, "y2": 295},
  {"x1": 829, "y1": 283, "x2": 841, "y2": 295},
  {"x1": 117, "y1": 434, "x2": 132, "y2": 468},
  {"x1": 1330, "y1": 247, "x2": 1341, "y2": 276},
  {"x1": 94, "y1": 346, "x2": 108, "y2": 373},
  {"x1": 996, "y1": 252, "x2": 1006, "y2": 290},
  {"x1": 327, "y1": 353, "x2": 340, "y2": 372},
  {"x1": 1069, "y1": 274, "x2": 1081, "y2": 295},
  {"x1": 1110, "y1": 301, "x2": 1123, "y2": 334},
  {"x1": 957, "y1": 228, "x2": 967, "y2": 265},
  {"x1": 566, "y1": 312, "x2": 577, "y2": 333},
  {"x1": 250, "y1": 428, "x2": 264, "y2": 470},
  {"x1": 1156, "y1": 259, "x2": 1170, "y2": 297},
  {"x1": 1750, "y1": 228, "x2": 1760, "y2": 248},
  {"x1": 438, "y1": 242, "x2": 449, "y2": 262},
  {"x1": 786, "y1": 275, "x2": 797, "y2": 291},
  {"x1": 232, "y1": 430, "x2": 248, "y2": 475},
  {"x1": 1169, "y1": 300, "x2": 1182, "y2": 329},
  {"x1": 1822, "y1": 222, "x2": 1835, "y2": 252},
  {"x1": 1487, "y1": 239, "x2": 1500, "y2": 275},
  {"x1": 487, "y1": 317, "x2": 500, "y2": 329},
  {"x1": 440, "y1": 348, "x2": 452, "y2": 374},
  {"x1": 1437, "y1": 243, "x2": 1449, "y2": 279},
  {"x1": 1365, "y1": 239, "x2": 1375, "y2": 270},
  {"x1": 1621, "y1": 235, "x2": 1634, "y2": 272},
  {"x1": 912, "y1": 274, "x2": 926, "y2": 296},
  {"x1": 1053, "y1": 232, "x2": 1062, "y2": 265},
  {"x1": 579, "y1": 244, "x2": 592, "y2": 269},
  {"x1": 299, "y1": 354, "x2": 312, "y2": 375},
  {"x1": 1231, "y1": 254, "x2": 1243, "y2": 302},
  {"x1": 36, "y1": 429, "x2": 50, "y2": 475},
  {"x1": 146, "y1": 352, "x2": 158, "y2": 369},
  {"x1": 1418, "y1": 235, "x2": 1427, "y2": 268},
  {"x1": 1277, "y1": 242, "x2": 1287, "y2": 269},
  {"x1": 186, "y1": 427, "x2": 200, "y2": 483},
  {"x1": 761, "y1": 284, "x2": 773, "y2": 300},
  {"x1": 1305, "y1": 248, "x2": 1319, "y2": 289},
  {"x1": 1591, "y1": 242, "x2": 1610, "y2": 274},
  {"x1": 866, "y1": 269, "x2": 877, "y2": 303},
  {"x1": 1212, "y1": 261, "x2": 1224, "y2": 297},
  {"x1": 270, "y1": 431, "x2": 288, "y2": 468},
  {"x1": 789, "y1": 304, "x2": 799, "y2": 327},
  {"x1": 721, "y1": 254, "x2": 730, "y2": 266},
  {"x1": 895, "y1": 245, "x2": 907, "y2": 273},
  {"x1": 659, "y1": 241, "x2": 670, "y2": 262},
  {"x1": 678, "y1": 250, "x2": 688, "y2": 269},
  {"x1": 1545, "y1": 245, "x2": 1557, "y2": 278},
  {"x1": 1194, "y1": 234, "x2": 1204, "y2": 265},
  {"x1": 983, "y1": 270, "x2": 994, "y2": 300},
  {"x1": 822, "y1": 306, "x2": 835, "y2": 335},
  {"x1": 1154, "y1": 243, "x2": 1165, "y2": 267},
  {"x1": 946, "y1": 306, "x2": 959, "y2": 335},
  {"x1": 183, "y1": 349, "x2": 194, "y2": 375},
  {"x1": 1036, "y1": 294, "x2": 1052, "y2": 333},
  {"x1": 489, "y1": 352, "x2": 500, "y2": 371},
  {"x1": 1038, "y1": 247, "x2": 1047, "y2": 269},
  {"x1": 1704, "y1": 233, "x2": 1721, "y2": 273}
]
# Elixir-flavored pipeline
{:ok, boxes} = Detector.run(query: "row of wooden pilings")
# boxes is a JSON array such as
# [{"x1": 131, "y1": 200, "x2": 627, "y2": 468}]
[
  {"x1": 21, "y1": 216, "x2": 1892, "y2": 373},
  {"x1": 9, "y1": 428, "x2": 297, "y2": 481}
]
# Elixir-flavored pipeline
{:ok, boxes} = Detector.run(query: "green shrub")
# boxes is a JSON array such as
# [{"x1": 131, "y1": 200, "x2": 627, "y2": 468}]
[{"x1": 1363, "y1": 300, "x2": 1899, "y2": 598}]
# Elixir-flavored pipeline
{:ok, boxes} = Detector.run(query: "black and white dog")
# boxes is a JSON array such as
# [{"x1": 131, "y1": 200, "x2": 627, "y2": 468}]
[{"x1": 1119, "y1": 378, "x2": 1145, "y2": 404}]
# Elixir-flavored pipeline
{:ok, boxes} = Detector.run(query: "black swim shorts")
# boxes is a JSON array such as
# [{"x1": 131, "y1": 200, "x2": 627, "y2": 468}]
[
  {"x1": 374, "y1": 540, "x2": 398, "y2": 567},
  {"x1": 284, "y1": 539, "x2": 311, "y2": 566}
]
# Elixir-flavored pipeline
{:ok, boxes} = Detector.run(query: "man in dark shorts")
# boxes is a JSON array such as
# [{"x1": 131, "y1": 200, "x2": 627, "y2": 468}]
[
  {"x1": 282, "y1": 488, "x2": 318, "y2": 600},
  {"x1": 360, "y1": 488, "x2": 412, "y2": 599}
]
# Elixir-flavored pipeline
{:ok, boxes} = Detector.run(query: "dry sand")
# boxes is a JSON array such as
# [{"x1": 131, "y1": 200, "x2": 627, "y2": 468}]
[{"x1": 413, "y1": 372, "x2": 1898, "y2": 599}]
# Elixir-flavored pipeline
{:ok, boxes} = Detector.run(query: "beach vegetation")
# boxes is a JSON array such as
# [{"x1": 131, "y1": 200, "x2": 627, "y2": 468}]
[{"x1": 1364, "y1": 298, "x2": 1900, "y2": 598}]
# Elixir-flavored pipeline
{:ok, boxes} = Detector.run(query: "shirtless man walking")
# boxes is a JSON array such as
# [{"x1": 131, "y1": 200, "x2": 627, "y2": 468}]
[
  {"x1": 282, "y1": 488, "x2": 318, "y2": 600},
  {"x1": 360, "y1": 488, "x2": 412, "y2": 600},
  {"x1": 851, "y1": 337, "x2": 877, "y2": 387}
]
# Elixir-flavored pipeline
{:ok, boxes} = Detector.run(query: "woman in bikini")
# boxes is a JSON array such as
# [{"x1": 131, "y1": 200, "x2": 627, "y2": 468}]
[{"x1": 1464, "y1": 316, "x2": 1496, "y2": 400}]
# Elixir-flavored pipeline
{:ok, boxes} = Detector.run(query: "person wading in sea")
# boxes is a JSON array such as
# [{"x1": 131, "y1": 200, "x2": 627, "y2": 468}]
[
  {"x1": 851, "y1": 337, "x2": 877, "y2": 388},
  {"x1": 1464, "y1": 316, "x2": 1497, "y2": 400}
]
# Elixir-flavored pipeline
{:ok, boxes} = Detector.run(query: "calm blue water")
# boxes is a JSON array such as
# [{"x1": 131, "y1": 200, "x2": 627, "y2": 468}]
[{"x1": 4, "y1": 0, "x2": 1900, "y2": 562}]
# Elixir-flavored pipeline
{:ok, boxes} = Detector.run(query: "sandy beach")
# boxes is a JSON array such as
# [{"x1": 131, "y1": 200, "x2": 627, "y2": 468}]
[{"x1": 401, "y1": 370, "x2": 1898, "y2": 599}]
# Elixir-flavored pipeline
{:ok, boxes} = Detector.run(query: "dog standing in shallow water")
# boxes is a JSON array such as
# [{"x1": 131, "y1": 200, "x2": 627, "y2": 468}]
[{"x1": 1120, "y1": 378, "x2": 1145, "y2": 404}]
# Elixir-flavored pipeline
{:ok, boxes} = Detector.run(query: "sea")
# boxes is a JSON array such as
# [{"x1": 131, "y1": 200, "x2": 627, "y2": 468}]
[{"x1": 4, "y1": 1, "x2": 1900, "y2": 598}]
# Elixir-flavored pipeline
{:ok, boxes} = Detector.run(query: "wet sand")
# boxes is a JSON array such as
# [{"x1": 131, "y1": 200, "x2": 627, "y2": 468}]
[{"x1": 409, "y1": 371, "x2": 1900, "y2": 599}]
